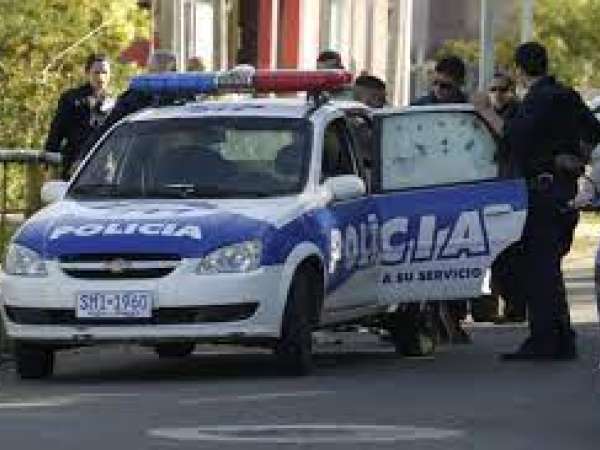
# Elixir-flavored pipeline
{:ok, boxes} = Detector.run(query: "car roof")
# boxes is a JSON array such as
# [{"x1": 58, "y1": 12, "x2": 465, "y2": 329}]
[{"x1": 126, "y1": 97, "x2": 371, "y2": 122}]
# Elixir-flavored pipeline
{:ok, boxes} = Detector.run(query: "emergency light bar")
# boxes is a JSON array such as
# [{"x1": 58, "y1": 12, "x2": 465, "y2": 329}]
[{"x1": 129, "y1": 70, "x2": 352, "y2": 95}]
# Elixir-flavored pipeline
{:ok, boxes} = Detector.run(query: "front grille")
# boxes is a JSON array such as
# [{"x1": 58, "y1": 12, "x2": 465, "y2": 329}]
[
  {"x1": 5, "y1": 303, "x2": 259, "y2": 326},
  {"x1": 59, "y1": 253, "x2": 181, "y2": 280}
]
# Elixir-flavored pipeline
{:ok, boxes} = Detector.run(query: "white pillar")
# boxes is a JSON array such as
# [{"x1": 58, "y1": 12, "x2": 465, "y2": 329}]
[
  {"x1": 479, "y1": 0, "x2": 495, "y2": 90},
  {"x1": 299, "y1": 0, "x2": 321, "y2": 69},
  {"x1": 213, "y1": 0, "x2": 228, "y2": 70},
  {"x1": 173, "y1": 0, "x2": 186, "y2": 71},
  {"x1": 271, "y1": 0, "x2": 278, "y2": 69},
  {"x1": 521, "y1": 0, "x2": 535, "y2": 42},
  {"x1": 370, "y1": 0, "x2": 388, "y2": 80},
  {"x1": 349, "y1": 0, "x2": 368, "y2": 74},
  {"x1": 392, "y1": 0, "x2": 412, "y2": 106}
]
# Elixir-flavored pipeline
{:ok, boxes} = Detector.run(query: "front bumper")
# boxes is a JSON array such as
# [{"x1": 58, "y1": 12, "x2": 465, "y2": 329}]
[{"x1": 0, "y1": 262, "x2": 286, "y2": 344}]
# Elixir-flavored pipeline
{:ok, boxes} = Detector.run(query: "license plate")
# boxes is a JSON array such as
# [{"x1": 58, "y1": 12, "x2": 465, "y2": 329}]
[{"x1": 76, "y1": 291, "x2": 153, "y2": 319}]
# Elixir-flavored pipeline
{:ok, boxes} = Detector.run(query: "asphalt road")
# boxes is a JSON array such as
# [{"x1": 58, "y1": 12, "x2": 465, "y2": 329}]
[{"x1": 0, "y1": 268, "x2": 598, "y2": 450}]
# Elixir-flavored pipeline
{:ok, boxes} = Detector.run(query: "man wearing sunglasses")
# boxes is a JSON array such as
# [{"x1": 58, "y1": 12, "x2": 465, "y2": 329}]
[
  {"x1": 413, "y1": 56, "x2": 468, "y2": 105},
  {"x1": 488, "y1": 72, "x2": 520, "y2": 120},
  {"x1": 411, "y1": 56, "x2": 471, "y2": 348}
]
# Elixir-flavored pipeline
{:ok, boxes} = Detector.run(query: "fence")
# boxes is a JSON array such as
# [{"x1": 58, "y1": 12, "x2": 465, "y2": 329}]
[{"x1": 0, "y1": 150, "x2": 62, "y2": 356}]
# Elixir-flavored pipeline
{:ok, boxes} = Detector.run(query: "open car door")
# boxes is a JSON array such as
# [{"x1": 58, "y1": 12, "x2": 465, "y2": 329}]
[{"x1": 371, "y1": 105, "x2": 528, "y2": 304}]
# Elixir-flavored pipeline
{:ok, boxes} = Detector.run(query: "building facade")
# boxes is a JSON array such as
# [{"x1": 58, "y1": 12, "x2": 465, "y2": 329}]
[
  {"x1": 147, "y1": 0, "x2": 520, "y2": 105},
  {"x1": 150, "y1": 0, "x2": 412, "y2": 105}
]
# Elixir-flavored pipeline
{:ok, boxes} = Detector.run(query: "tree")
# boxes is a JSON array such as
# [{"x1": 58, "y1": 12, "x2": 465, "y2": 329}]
[
  {"x1": 437, "y1": 0, "x2": 600, "y2": 89},
  {"x1": 0, "y1": 0, "x2": 150, "y2": 149}
]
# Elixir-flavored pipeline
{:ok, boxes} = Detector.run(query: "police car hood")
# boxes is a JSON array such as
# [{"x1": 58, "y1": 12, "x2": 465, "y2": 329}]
[{"x1": 15, "y1": 198, "x2": 312, "y2": 258}]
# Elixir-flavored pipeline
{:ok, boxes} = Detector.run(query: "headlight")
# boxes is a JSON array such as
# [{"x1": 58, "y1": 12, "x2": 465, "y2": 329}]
[
  {"x1": 4, "y1": 244, "x2": 48, "y2": 276},
  {"x1": 196, "y1": 240, "x2": 262, "y2": 274}
]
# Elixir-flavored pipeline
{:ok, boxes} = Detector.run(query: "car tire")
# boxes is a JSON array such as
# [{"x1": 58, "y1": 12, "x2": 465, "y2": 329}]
[
  {"x1": 274, "y1": 268, "x2": 315, "y2": 376},
  {"x1": 387, "y1": 304, "x2": 437, "y2": 357},
  {"x1": 14, "y1": 343, "x2": 55, "y2": 380},
  {"x1": 154, "y1": 343, "x2": 195, "y2": 359},
  {"x1": 471, "y1": 295, "x2": 499, "y2": 322}
]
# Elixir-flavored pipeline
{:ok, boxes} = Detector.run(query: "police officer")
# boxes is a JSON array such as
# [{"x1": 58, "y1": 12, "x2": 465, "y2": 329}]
[
  {"x1": 81, "y1": 50, "x2": 182, "y2": 156},
  {"x1": 45, "y1": 54, "x2": 114, "y2": 179},
  {"x1": 412, "y1": 56, "x2": 472, "y2": 346},
  {"x1": 474, "y1": 42, "x2": 600, "y2": 360}
]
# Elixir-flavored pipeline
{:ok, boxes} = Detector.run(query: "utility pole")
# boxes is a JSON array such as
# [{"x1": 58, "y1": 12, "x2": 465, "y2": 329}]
[
  {"x1": 479, "y1": 0, "x2": 495, "y2": 90},
  {"x1": 521, "y1": 0, "x2": 535, "y2": 42}
]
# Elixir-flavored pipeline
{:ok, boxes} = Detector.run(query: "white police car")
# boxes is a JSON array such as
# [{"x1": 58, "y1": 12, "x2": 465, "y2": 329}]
[{"x1": 0, "y1": 70, "x2": 528, "y2": 378}]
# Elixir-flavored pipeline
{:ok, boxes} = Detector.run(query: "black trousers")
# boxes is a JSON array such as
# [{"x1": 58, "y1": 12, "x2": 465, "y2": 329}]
[
  {"x1": 491, "y1": 243, "x2": 527, "y2": 318},
  {"x1": 521, "y1": 189, "x2": 578, "y2": 351}
]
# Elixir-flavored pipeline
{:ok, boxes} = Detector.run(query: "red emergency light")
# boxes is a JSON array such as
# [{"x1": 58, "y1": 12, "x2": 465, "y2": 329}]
[
  {"x1": 253, "y1": 70, "x2": 352, "y2": 93},
  {"x1": 130, "y1": 69, "x2": 353, "y2": 96}
]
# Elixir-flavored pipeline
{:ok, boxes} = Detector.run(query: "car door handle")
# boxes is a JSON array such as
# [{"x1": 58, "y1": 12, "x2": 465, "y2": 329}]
[
  {"x1": 484, "y1": 205, "x2": 513, "y2": 217},
  {"x1": 485, "y1": 210, "x2": 511, "y2": 217}
]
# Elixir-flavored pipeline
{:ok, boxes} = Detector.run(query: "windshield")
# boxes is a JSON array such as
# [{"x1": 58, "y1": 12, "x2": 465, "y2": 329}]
[{"x1": 69, "y1": 117, "x2": 312, "y2": 199}]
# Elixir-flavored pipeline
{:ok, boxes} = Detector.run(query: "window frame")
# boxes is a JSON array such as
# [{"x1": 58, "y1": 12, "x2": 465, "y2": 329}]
[
  {"x1": 371, "y1": 108, "x2": 502, "y2": 194},
  {"x1": 319, "y1": 117, "x2": 362, "y2": 184}
]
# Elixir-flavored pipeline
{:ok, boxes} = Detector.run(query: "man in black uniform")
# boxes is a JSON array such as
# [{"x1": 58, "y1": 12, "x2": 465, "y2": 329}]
[
  {"x1": 45, "y1": 54, "x2": 113, "y2": 179},
  {"x1": 475, "y1": 42, "x2": 600, "y2": 360}
]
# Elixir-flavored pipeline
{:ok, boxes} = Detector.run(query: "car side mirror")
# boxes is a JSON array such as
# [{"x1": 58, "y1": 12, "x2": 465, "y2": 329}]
[
  {"x1": 41, "y1": 181, "x2": 68, "y2": 204},
  {"x1": 324, "y1": 175, "x2": 366, "y2": 202}
]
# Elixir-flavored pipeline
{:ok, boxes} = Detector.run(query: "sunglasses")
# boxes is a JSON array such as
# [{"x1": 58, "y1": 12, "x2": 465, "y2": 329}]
[
  {"x1": 489, "y1": 86, "x2": 509, "y2": 93},
  {"x1": 432, "y1": 80, "x2": 455, "y2": 90}
]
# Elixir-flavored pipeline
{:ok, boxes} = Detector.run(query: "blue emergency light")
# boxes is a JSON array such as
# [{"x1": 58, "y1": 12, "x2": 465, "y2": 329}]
[
  {"x1": 129, "y1": 70, "x2": 352, "y2": 95},
  {"x1": 129, "y1": 72, "x2": 219, "y2": 94}
]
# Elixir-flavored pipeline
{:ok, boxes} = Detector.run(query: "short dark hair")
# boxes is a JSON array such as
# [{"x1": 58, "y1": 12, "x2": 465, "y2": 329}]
[
  {"x1": 435, "y1": 56, "x2": 466, "y2": 84},
  {"x1": 514, "y1": 42, "x2": 548, "y2": 77},
  {"x1": 317, "y1": 50, "x2": 343, "y2": 67},
  {"x1": 355, "y1": 74, "x2": 386, "y2": 92},
  {"x1": 85, "y1": 53, "x2": 108, "y2": 72}
]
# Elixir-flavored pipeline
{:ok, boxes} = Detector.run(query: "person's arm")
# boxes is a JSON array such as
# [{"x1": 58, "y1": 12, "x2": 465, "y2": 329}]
[
  {"x1": 44, "y1": 92, "x2": 71, "y2": 153},
  {"x1": 470, "y1": 91, "x2": 504, "y2": 135}
]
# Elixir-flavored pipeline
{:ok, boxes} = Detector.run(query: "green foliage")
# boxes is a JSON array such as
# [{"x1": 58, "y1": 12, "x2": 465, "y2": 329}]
[
  {"x1": 437, "y1": 0, "x2": 600, "y2": 88},
  {"x1": 0, "y1": 0, "x2": 150, "y2": 149}
]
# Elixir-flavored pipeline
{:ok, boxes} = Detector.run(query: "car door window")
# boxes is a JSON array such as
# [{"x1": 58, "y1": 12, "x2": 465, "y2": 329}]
[
  {"x1": 321, "y1": 119, "x2": 357, "y2": 181},
  {"x1": 379, "y1": 111, "x2": 498, "y2": 191}
]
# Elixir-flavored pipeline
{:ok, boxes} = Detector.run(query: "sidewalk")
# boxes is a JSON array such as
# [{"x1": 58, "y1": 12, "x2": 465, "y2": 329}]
[{"x1": 564, "y1": 217, "x2": 600, "y2": 270}]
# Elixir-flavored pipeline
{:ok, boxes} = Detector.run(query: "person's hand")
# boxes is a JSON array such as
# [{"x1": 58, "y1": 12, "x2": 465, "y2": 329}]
[{"x1": 470, "y1": 91, "x2": 491, "y2": 111}]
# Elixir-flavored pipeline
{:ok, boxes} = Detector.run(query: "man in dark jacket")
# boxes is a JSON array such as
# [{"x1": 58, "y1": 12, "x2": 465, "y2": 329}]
[
  {"x1": 45, "y1": 54, "x2": 114, "y2": 179},
  {"x1": 487, "y1": 72, "x2": 526, "y2": 324},
  {"x1": 475, "y1": 42, "x2": 600, "y2": 360},
  {"x1": 412, "y1": 56, "x2": 472, "y2": 345},
  {"x1": 413, "y1": 56, "x2": 468, "y2": 105}
]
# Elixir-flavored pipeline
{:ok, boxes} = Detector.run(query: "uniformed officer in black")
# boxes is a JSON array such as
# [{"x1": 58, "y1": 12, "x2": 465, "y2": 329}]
[
  {"x1": 45, "y1": 54, "x2": 113, "y2": 179},
  {"x1": 81, "y1": 50, "x2": 188, "y2": 157},
  {"x1": 474, "y1": 42, "x2": 600, "y2": 360}
]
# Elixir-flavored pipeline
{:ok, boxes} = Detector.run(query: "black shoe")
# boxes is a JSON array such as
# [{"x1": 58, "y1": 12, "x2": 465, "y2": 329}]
[{"x1": 501, "y1": 338, "x2": 578, "y2": 361}]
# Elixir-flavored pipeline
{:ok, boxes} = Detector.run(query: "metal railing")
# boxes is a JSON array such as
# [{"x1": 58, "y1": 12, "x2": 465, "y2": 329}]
[{"x1": 0, "y1": 149, "x2": 62, "y2": 356}]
